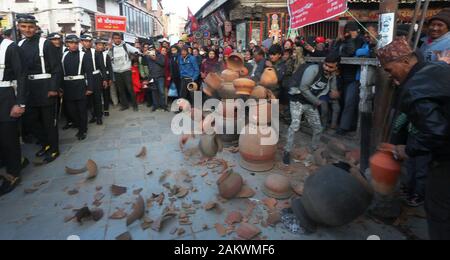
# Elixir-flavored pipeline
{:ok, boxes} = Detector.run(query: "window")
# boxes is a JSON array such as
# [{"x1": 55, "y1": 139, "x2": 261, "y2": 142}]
[{"x1": 97, "y1": 0, "x2": 105, "y2": 13}]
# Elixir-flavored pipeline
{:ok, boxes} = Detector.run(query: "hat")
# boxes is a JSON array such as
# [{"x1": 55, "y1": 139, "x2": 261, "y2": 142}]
[
  {"x1": 224, "y1": 46, "x2": 233, "y2": 57},
  {"x1": 65, "y1": 34, "x2": 80, "y2": 43},
  {"x1": 376, "y1": 37, "x2": 414, "y2": 65},
  {"x1": 95, "y1": 38, "x2": 108, "y2": 44},
  {"x1": 48, "y1": 33, "x2": 62, "y2": 40},
  {"x1": 428, "y1": 8, "x2": 450, "y2": 29},
  {"x1": 315, "y1": 36, "x2": 325, "y2": 44},
  {"x1": 16, "y1": 14, "x2": 38, "y2": 24},
  {"x1": 344, "y1": 22, "x2": 359, "y2": 32},
  {"x1": 158, "y1": 38, "x2": 169, "y2": 43},
  {"x1": 80, "y1": 34, "x2": 93, "y2": 41}
]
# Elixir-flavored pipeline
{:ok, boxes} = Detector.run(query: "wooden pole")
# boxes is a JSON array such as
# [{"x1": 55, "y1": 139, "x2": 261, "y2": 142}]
[{"x1": 407, "y1": 0, "x2": 422, "y2": 45}]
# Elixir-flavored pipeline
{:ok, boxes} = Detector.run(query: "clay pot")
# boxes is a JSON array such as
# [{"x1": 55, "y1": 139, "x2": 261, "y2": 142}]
[
  {"x1": 262, "y1": 174, "x2": 293, "y2": 199},
  {"x1": 291, "y1": 165, "x2": 373, "y2": 233},
  {"x1": 221, "y1": 69, "x2": 240, "y2": 82},
  {"x1": 187, "y1": 82, "x2": 198, "y2": 92},
  {"x1": 199, "y1": 133, "x2": 223, "y2": 158},
  {"x1": 205, "y1": 73, "x2": 223, "y2": 90},
  {"x1": 239, "y1": 66, "x2": 249, "y2": 77},
  {"x1": 217, "y1": 169, "x2": 243, "y2": 199},
  {"x1": 369, "y1": 143, "x2": 402, "y2": 195},
  {"x1": 259, "y1": 67, "x2": 278, "y2": 87},
  {"x1": 227, "y1": 53, "x2": 244, "y2": 72},
  {"x1": 250, "y1": 86, "x2": 270, "y2": 99},
  {"x1": 203, "y1": 85, "x2": 215, "y2": 97},
  {"x1": 239, "y1": 124, "x2": 278, "y2": 172},
  {"x1": 248, "y1": 99, "x2": 277, "y2": 126},
  {"x1": 216, "y1": 82, "x2": 238, "y2": 99},
  {"x1": 216, "y1": 115, "x2": 244, "y2": 145},
  {"x1": 233, "y1": 78, "x2": 256, "y2": 95}
]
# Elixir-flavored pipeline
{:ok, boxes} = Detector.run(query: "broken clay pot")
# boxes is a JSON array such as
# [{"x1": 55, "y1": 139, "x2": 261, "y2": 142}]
[
  {"x1": 126, "y1": 195, "x2": 145, "y2": 226},
  {"x1": 217, "y1": 169, "x2": 243, "y2": 199},
  {"x1": 199, "y1": 133, "x2": 223, "y2": 158},
  {"x1": 236, "y1": 223, "x2": 261, "y2": 240},
  {"x1": 262, "y1": 174, "x2": 293, "y2": 200},
  {"x1": 86, "y1": 159, "x2": 98, "y2": 180},
  {"x1": 226, "y1": 53, "x2": 245, "y2": 72}
]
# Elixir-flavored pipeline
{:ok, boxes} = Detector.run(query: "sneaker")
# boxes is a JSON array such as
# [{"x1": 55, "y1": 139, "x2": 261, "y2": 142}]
[
  {"x1": 36, "y1": 145, "x2": 51, "y2": 157},
  {"x1": 405, "y1": 194, "x2": 425, "y2": 207},
  {"x1": 78, "y1": 133, "x2": 87, "y2": 141},
  {"x1": 283, "y1": 152, "x2": 291, "y2": 165},
  {"x1": 0, "y1": 176, "x2": 21, "y2": 197},
  {"x1": 43, "y1": 151, "x2": 60, "y2": 164}
]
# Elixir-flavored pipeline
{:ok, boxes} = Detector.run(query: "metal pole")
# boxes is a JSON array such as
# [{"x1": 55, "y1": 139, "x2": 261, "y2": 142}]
[
  {"x1": 407, "y1": 0, "x2": 422, "y2": 45},
  {"x1": 413, "y1": 0, "x2": 431, "y2": 51}
]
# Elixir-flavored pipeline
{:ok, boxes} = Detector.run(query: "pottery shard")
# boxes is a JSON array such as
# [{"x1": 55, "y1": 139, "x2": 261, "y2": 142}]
[
  {"x1": 65, "y1": 166, "x2": 87, "y2": 175},
  {"x1": 225, "y1": 211, "x2": 243, "y2": 225},
  {"x1": 141, "y1": 217, "x2": 154, "y2": 230},
  {"x1": 266, "y1": 211, "x2": 281, "y2": 226},
  {"x1": 236, "y1": 223, "x2": 261, "y2": 240},
  {"x1": 175, "y1": 187, "x2": 189, "y2": 198},
  {"x1": 262, "y1": 198, "x2": 277, "y2": 210},
  {"x1": 291, "y1": 181, "x2": 304, "y2": 196},
  {"x1": 346, "y1": 149, "x2": 361, "y2": 165},
  {"x1": 126, "y1": 196, "x2": 145, "y2": 226},
  {"x1": 293, "y1": 147, "x2": 309, "y2": 161},
  {"x1": 151, "y1": 210, "x2": 177, "y2": 232},
  {"x1": 86, "y1": 159, "x2": 98, "y2": 180},
  {"x1": 67, "y1": 188, "x2": 79, "y2": 196},
  {"x1": 328, "y1": 140, "x2": 349, "y2": 157},
  {"x1": 116, "y1": 232, "x2": 132, "y2": 240},
  {"x1": 111, "y1": 185, "x2": 127, "y2": 196},
  {"x1": 236, "y1": 185, "x2": 256, "y2": 198},
  {"x1": 136, "y1": 146, "x2": 147, "y2": 158},
  {"x1": 215, "y1": 223, "x2": 227, "y2": 237},
  {"x1": 74, "y1": 207, "x2": 104, "y2": 223},
  {"x1": 110, "y1": 208, "x2": 128, "y2": 219},
  {"x1": 177, "y1": 228, "x2": 186, "y2": 236},
  {"x1": 204, "y1": 201, "x2": 218, "y2": 210},
  {"x1": 313, "y1": 148, "x2": 329, "y2": 166},
  {"x1": 133, "y1": 188, "x2": 143, "y2": 195}
]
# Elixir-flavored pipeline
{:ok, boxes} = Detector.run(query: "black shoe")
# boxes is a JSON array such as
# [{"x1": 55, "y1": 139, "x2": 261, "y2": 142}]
[
  {"x1": 21, "y1": 157, "x2": 30, "y2": 170},
  {"x1": 146, "y1": 103, "x2": 152, "y2": 108},
  {"x1": 89, "y1": 118, "x2": 97, "y2": 124},
  {"x1": 335, "y1": 128, "x2": 347, "y2": 136},
  {"x1": 152, "y1": 107, "x2": 158, "y2": 112},
  {"x1": 96, "y1": 119, "x2": 103, "y2": 125},
  {"x1": 104, "y1": 111, "x2": 110, "y2": 117},
  {"x1": 78, "y1": 133, "x2": 87, "y2": 141},
  {"x1": 133, "y1": 106, "x2": 139, "y2": 112},
  {"x1": 120, "y1": 106, "x2": 129, "y2": 111},
  {"x1": 36, "y1": 145, "x2": 51, "y2": 157},
  {"x1": 283, "y1": 152, "x2": 291, "y2": 165},
  {"x1": 0, "y1": 176, "x2": 21, "y2": 197},
  {"x1": 43, "y1": 151, "x2": 60, "y2": 164},
  {"x1": 162, "y1": 106, "x2": 169, "y2": 112},
  {"x1": 62, "y1": 122, "x2": 73, "y2": 130}
]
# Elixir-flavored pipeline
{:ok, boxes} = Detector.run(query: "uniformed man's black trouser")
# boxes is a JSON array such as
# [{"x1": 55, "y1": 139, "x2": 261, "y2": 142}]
[
  {"x1": 0, "y1": 121, "x2": 22, "y2": 177},
  {"x1": 89, "y1": 76, "x2": 103, "y2": 119},
  {"x1": 114, "y1": 71, "x2": 137, "y2": 109},
  {"x1": 426, "y1": 160, "x2": 450, "y2": 240},
  {"x1": 103, "y1": 87, "x2": 111, "y2": 112},
  {"x1": 66, "y1": 99, "x2": 88, "y2": 134},
  {"x1": 26, "y1": 105, "x2": 59, "y2": 153}
]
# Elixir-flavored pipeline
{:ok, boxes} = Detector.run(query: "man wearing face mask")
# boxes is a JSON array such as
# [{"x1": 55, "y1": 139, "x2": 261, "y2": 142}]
[{"x1": 283, "y1": 53, "x2": 341, "y2": 165}]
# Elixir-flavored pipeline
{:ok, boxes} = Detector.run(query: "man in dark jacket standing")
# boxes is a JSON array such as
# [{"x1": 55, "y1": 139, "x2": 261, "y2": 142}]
[
  {"x1": 0, "y1": 31, "x2": 27, "y2": 196},
  {"x1": 95, "y1": 38, "x2": 113, "y2": 117},
  {"x1": 378, "y1": 38, "x2": 450, "y2": 240},
  {"x1": 18, "y1": 14, "x2": 62, "y2": 164},
  {"x1": 146, "y1": 46, "x2": 167, "y2": 112}
]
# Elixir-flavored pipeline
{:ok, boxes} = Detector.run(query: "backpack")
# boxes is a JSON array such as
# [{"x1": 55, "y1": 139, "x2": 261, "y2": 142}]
[{"x1": 288, "y1": 63, "x2": 322, "y2": 93}]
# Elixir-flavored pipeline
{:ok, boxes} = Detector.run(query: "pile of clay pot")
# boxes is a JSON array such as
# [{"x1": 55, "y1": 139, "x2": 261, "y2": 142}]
[{"x1": 197, "y1": 52, "x2": 280, "y2": 173}]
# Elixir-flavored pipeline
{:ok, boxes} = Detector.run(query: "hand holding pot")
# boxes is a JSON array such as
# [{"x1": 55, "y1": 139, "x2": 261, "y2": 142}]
[{"x1": 393, "y1": 145, "x2": 408, "y2": 161}]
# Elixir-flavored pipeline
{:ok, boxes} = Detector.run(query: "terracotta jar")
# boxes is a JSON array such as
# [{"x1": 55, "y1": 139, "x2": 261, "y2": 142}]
[
  {"x1": 217, "y1": 169, "x2": 243, "y2": 199},
  {"x1": 221, "y1": 69, "x2": 240, "y2": 82},
  {"x1": 199, "y1": 133, "x2": 223, "y2": 158},
  {"x1": 216, "y1": 82, "x2": 238, "y2": 99},
  {"x1": 216, "y1": 115, "x2": 245, "y2": 145},
  {"x1": 262, "y1": 174, "x2": 293, "y2": 199},
  {"x1": 205, "y1": 72, "x2": 223, "y2": 90},
  {"x1": 227, "y1": 53, "x2": 244, "y2": 72},
  {"x1": 239, "y1": 66, "x2": 249, "y2": 77},
  {"x1": 291, "y1": 165, "x2": 373, "y2": 233},
  {"x1": 370, "y1": 143, "x2": 402, "y2": 195},
  {"x1": 239, "y1": 124, "x2": 278, "y2": 172},
  {"x1": 233, "y1": 78, "x2": 256, "y2": 95},
  {"x1": 187, "y1": 82, "x2": 198, "y2": 92},
  {"x1": 259, "y1": 67, "x2": 278, "y2": 87}
]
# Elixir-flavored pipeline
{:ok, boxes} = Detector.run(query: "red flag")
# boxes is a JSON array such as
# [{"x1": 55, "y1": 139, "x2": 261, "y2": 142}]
[{"x1": 188, "y1": 7, "x2": 199, "y2": 32}]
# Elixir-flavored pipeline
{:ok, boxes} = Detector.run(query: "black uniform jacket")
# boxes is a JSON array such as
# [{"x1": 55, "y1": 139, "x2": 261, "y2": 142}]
[{"x1": 62, "y1": 50, "x2": 94, "y2": 101}]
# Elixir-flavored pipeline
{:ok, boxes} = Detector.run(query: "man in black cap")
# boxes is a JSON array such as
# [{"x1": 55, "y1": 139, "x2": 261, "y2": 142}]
[
  {"x1": 17, "y1": 14, "x2": 63, "y2": 164},
  {"x1": 0, "y1": 26, "x2": 28, "y2": 196},
  {"x1": 95, "y1": 38, "x2": 113, "y2": 117},
  {"x1": 80, "y1": 34, "x2": 107, "y2": 125},
  {"x1": 61, "y1": 35, "x2": 93, "y2": 141}
]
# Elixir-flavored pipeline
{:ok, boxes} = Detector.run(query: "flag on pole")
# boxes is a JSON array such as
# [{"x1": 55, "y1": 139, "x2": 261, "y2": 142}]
[{"x1": 188, "y1": 8, "x2": 199, "y2": 32}]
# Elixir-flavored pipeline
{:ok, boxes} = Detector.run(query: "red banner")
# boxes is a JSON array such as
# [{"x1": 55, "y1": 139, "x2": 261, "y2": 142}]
[
  {"x1": 95, "y1": 14, "x2": 127, "y2": 32},
  {"x1": 288, "y1": 0, "x2": 348, "y2": 29}
]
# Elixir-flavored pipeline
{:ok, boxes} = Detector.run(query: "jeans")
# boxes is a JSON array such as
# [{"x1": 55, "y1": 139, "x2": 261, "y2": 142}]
[
  {"x1": 151, "y1": 77, "x2": 166, "y2": 109},
  {"x1": 114, "y1": 71, "x2": 137, "y2": 109},
  {"x1": 406, "y1": 153, "x2": 431, "y2": 197},
  {"x1": 339, "y1": 81, "x2": 360, "y2": 131}
]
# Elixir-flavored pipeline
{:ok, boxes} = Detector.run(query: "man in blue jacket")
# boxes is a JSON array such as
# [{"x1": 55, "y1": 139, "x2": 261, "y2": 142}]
[{"x1": 178, "y1": 47, "x2": 199, "y2": 102}]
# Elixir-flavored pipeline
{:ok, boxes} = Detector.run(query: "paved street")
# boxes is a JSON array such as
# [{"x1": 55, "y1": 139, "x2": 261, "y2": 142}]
[{"x1": 0, "y1": 105, "x2": 428, "y2": 240}]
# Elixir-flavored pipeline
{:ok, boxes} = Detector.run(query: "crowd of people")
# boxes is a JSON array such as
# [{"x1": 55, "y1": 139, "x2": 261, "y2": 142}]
[{"x1": 1, "y1": 8, "x2": 450, "y2": 239}]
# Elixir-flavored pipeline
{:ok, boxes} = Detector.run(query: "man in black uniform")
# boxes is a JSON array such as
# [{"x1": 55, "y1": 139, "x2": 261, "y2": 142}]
[
  {"x1": 61, "y1": 35, "x2": 93, "y2": 141},
  {"x1": 80, "y1": 34, "x2": 106, "y2": 125},
  {"x1": 17, "y1": 14, "x2": 62, "y2": 164},
  {"x1": 0, "y1": 28, "x2": 28, "y2": 196},
  {"x1": 95, "y1": 38, "x2": 113, "y2": 117}
]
